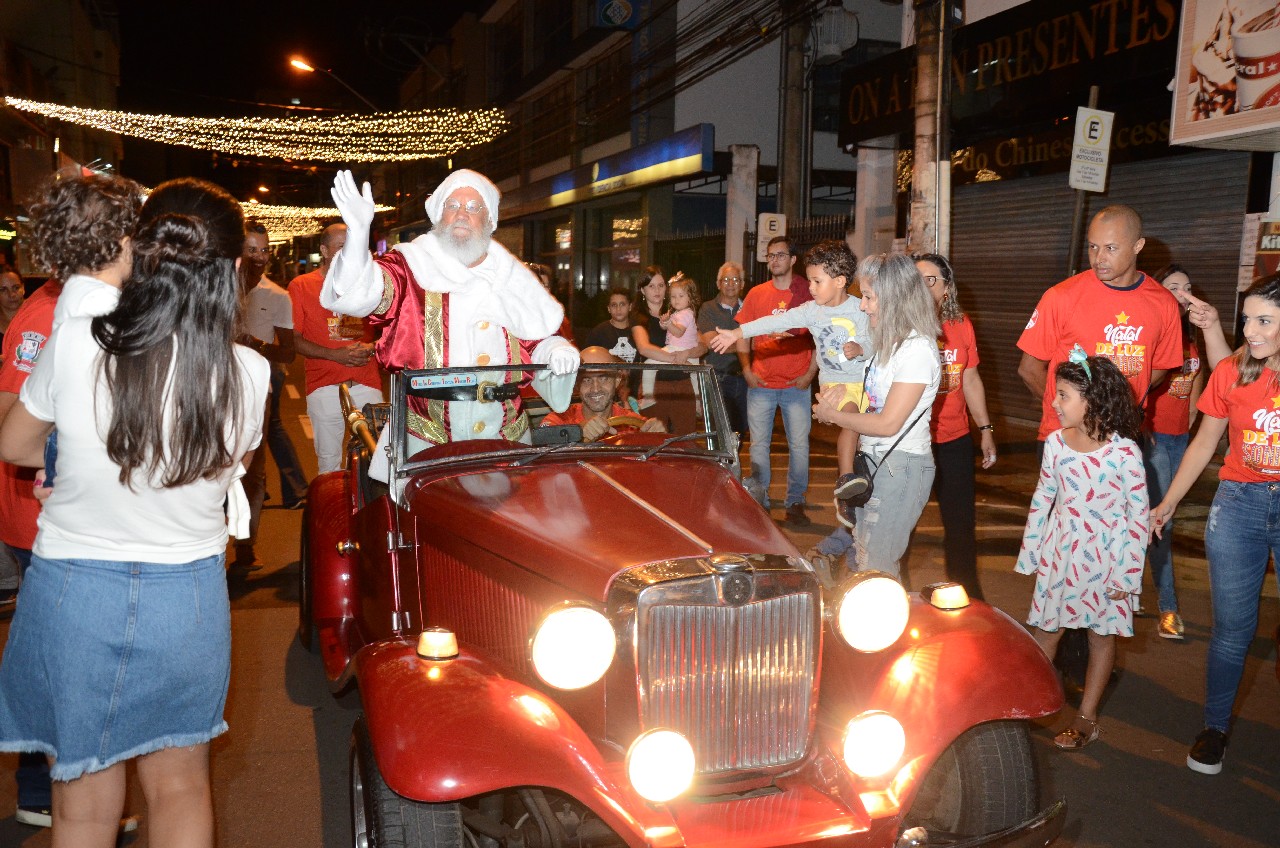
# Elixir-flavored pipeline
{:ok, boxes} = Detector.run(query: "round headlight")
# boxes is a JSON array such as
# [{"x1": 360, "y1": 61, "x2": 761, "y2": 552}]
[
  {"x1": 843, "y1": 712, "x2": 906, "y2": 778},
  {"x1": 530, "y1": 605, "x2": 616, "y2": 690},
  {"x1": 626, "y1": 729, "x2": 695, "y2": 803},
  {"x1": 836, "y1": 572, "x2": 909, "y2": 652}
]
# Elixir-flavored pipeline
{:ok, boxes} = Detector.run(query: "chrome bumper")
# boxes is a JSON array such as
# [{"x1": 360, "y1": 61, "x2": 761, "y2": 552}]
[{"x1": 895, "y1": 799, "x2": 1066, "y2": 848}]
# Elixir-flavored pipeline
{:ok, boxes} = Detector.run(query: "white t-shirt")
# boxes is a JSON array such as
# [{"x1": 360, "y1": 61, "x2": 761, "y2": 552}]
[
  {"x1": 52, "y1": 274, "x2": 119, "y2": 330},
  {"x1": 861, "y1": 332, "x2": 940, "y2": 456},
  {"x1": 242, "y1": 276, "x2": 293, "y2": 344},
  {"x1": 20, "y1": 317, "x2": 271, "y2": 562}
]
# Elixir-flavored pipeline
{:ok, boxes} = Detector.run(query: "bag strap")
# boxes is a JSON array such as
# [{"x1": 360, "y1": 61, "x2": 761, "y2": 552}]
[{"x1": 866, "y1": 405, "x2": 931, "y2": 478}]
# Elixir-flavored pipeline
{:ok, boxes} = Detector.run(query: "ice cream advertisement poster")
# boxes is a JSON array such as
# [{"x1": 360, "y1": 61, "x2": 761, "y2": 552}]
[{"x1": 1172, "y1": 1, "x2": 1280, "y2": 148}]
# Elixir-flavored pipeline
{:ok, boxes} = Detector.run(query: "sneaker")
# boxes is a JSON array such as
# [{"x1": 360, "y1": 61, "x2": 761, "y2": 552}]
[
  {"x1": 283, "y1": 498, "x2": 306, "y2": 511},
  {"x1": 834, "y1": 497, "x2": 856, "y2": 530},
  {"x1": 1158, "y1": 611, "x2": 1185, "y2": 640},
  {"x1": 784, "y1": 503, "x2": 810, "y2": 527},
  {"x1": 833, "y1": 472, "x2": 868, "y2": 501},
  {"x1": 0, "y1": 587, "x2": 16, "y2": 607},
  {"x1": 16, "y1": 806, "x2": 139, "y2": 832},
  {"x1": 1187, "y1": 728, "x2": 1227, "y2": 775}
]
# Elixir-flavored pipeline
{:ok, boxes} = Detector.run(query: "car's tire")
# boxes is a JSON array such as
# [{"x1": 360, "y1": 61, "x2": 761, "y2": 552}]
[
  {"x1": 297, "y1": 506, "x2": 316, "y2": 651},
  {"x1": 351, "y1": 717, "x2": 464, "y2": 848},
  {"x1": 902, "y1": 720, "x2": 1037, "y2": 838}
]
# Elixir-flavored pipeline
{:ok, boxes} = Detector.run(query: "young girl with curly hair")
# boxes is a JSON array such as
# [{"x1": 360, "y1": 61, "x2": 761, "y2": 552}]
[{"x1": 1016, "y1": 349, "x2": 1148, "y2": 751}]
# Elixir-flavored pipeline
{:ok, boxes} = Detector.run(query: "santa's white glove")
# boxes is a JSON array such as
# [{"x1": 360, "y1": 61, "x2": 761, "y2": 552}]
[
  {"x1": 547, "y1": 345, "x2": 581, "y2": 376},
  {"x1": 331, "y1": 169, "x2": 375, "y2": 251}
]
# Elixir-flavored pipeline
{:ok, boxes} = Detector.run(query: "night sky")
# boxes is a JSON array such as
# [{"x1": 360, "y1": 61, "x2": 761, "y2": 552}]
[{"x1": 114, "y1": 1, "x2": 481, "y2": 202}]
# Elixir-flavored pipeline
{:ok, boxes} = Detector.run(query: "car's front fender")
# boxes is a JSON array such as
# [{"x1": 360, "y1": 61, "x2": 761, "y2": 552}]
[{"x1": 354, "y1": 640, "x2": 679, "y2": 848}]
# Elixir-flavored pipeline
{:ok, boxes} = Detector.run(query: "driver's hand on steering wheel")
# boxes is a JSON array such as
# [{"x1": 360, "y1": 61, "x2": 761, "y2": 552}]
[{"x1": 581, "y1": 416, "x2": 610, "y2": 443}]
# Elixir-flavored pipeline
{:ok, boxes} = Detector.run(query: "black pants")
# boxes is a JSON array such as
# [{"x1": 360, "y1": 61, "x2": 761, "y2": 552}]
[{"x1": 933, "y1": 433, "x2": 984, "y2": 600}]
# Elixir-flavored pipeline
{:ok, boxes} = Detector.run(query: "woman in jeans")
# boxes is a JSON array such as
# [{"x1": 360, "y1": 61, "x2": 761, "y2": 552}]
[
  {"x1": 0, "y1": 178, "x2": 270, "y2": 847},
  {"x1": 813, "y1": 253, "x2": 940, "y2": 580},
  {"x1": 1151, "y1": 273, "x2": 1280, "y2": 776}
]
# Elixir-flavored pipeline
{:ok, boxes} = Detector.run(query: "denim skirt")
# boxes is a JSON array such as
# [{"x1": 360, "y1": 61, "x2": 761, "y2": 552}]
[{"x1": 0, "y1": 553, "x2": 231, "y2": 780}]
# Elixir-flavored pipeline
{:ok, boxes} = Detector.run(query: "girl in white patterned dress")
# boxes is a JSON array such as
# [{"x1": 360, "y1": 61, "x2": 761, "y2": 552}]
[{"x1": 1016, "y1": 349, "x2": 1149, "y2": 750}]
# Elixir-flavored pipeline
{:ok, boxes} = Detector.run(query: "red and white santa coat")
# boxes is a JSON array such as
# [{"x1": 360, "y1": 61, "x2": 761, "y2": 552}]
[{"x1": 322, "y1": 230, "x2": 573, "y2": 445}]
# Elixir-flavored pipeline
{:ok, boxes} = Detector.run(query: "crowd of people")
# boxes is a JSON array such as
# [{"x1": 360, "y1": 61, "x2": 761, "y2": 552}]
[{"x1": 0, "y1": 161, "x2": 1271, "y2": 845}]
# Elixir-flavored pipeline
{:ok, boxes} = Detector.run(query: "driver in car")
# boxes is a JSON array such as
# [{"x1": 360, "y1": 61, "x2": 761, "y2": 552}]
[{"x1": 541, "y1": 347, "x2": 666, "y2": 443}]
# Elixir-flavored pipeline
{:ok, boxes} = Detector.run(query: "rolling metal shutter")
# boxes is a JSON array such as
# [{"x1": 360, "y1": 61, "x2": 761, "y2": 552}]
[{"x1": 951, "y1": 150, "x2": 1251, "y2": 425}]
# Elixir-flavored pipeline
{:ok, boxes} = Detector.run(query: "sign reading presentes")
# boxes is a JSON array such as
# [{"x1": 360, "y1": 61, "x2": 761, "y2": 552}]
[{"x1": 1069, "y1": 107, "x2": 1114, "y2": 191}]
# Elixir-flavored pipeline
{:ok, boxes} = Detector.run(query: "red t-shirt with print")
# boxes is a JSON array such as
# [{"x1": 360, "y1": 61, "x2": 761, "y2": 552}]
[
  {"x1": 0, "y1": 279, "x2": 61, "y2": 550},
  {"x1": 1017, "y1": 270, "x2": 1183, "y2": 439},
  {"x1": 289, "y1": 269, "x2": 382, "y2": 394},
  {"x1": 1198, "y1": 356, "x2": 1280, "y2": 483},
  {"x1": 1146, "y1": 335, "x2": 1201, "y2": 436},
  {"x1": 738, "y1": 274, "x2": 814, "y2": 388},
  {"x1": 932, "y1": 315, "x2": 979, "y2": 444}
]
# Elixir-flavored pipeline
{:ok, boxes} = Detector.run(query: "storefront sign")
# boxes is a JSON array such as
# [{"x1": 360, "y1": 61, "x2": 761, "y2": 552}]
[
  {"x1": 1069, "y1": 107, "x2": 1115, "y2": 191},
  {"x1": 839, "y1": 0, "x2": 1179, "y2": 150},
  {"x1": 1171, "y1": 0, "x2": 1280, "y2": 149}
]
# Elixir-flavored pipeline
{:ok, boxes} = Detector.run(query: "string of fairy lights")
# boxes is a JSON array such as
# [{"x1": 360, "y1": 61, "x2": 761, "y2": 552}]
[
  {"x1": 3, "y1": 97, "x2": 509, "y2": 163},
  {"x1": 240, "y1": 200, "x2": 394, "y2": 240}
]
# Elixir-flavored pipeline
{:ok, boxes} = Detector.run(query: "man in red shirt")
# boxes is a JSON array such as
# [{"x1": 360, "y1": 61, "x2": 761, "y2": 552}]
[
  {"x1": 1017, "y1": 205, "x2": 1183, "y2": 440},
  {"x1": 737, "y1": 236, "x2": 816, "y2": 526},
  {"x1": 290, "y1": 223, "x2": 383, "y2": 474},
  {"x1": 540, "y1": 347, "x2": 665, "y2": 442}
]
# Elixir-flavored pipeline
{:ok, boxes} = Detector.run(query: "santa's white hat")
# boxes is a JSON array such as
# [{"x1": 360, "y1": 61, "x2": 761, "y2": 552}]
[{"x1": 425, "y1": 169, "x2": 501, "y2": 227}]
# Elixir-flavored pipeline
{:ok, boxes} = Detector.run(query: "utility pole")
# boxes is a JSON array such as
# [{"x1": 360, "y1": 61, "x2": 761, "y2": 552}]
[
  {"x1": 777, "y1": 15, "x2": 810, "y2": 222},
  {"x1": 908, "y1": 0, "x2": 952, "y2": 255}
]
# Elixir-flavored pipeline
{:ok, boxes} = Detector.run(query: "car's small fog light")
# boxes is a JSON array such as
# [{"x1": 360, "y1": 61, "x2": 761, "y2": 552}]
[
  {"x1": 531, "y1": 605, "x2": 616, "y2": 690},
  {"x1": 627, "y1": 729, "x2": 695, "y2": 803},
  {"x1": 843, "y1": 712, "x2": 905, "y2": 778},
  {"x1": 922, "y1": 581, "x2": 970, "y2": 610},
  {"x1": 836, "y1": 572, "x2": 909, "y2": 652},
  {"x1": 416, "y1": 627, "x2": 458, "y2": 660}
]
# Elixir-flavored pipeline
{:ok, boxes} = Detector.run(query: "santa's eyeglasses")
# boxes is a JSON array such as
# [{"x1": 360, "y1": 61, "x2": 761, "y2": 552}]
[{"x1": 443, "y1": 199, "x2": 487, "y2": 216}]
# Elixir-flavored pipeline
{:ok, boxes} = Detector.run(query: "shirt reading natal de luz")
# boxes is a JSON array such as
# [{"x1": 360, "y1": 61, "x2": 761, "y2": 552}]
[
  {"x1": 932, "y1": 315, "x2": 980, "y2": 444},
  {"x1": 1017, "y1": 269, "x2": 1183, "y2": 440},
  {"x1": 19, "y1": 317, "x2": 270, "y2": 562},
  {"x1": 1198, "y1": 355, "x2": 1280, "y2": 482}
]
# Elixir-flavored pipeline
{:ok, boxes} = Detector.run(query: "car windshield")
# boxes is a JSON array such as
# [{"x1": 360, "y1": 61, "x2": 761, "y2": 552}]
[{"x1": 387, "y1": 362, "x2": 737, "y2": 478}]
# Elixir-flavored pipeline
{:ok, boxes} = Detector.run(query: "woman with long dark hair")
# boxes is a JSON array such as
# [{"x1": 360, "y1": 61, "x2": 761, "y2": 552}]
[{"x1": 0, "y1": 178, "x2": 270, "y2": 847}]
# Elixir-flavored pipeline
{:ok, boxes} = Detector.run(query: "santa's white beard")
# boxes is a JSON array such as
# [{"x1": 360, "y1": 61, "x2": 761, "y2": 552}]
[{"x1": 440, "y1": 225, "x2": 491, "y2": 267}]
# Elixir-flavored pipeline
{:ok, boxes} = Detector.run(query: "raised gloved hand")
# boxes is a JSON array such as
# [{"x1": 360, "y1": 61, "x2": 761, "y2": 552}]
[
  {"x1": 331, "y1": 169, "x2": 376, "y2": 244},
  {"x1": 547, "y1": 344, "x2": 581, "y2": 376}
]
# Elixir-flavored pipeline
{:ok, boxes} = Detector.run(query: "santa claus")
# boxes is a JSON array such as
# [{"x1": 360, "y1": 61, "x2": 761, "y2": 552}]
[{"x1": 324, "y1": 168, "x2": 579, "y2": 466}]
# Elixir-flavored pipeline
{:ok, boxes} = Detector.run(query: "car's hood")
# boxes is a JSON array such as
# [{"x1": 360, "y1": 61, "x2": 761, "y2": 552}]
[{"x1": 407, "y1": 455, "x2": 798, "y2": 597}]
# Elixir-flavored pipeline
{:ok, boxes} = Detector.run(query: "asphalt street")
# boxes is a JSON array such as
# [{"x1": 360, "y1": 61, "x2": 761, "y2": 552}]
[{"x1": 0, "y1": 365, "x2": 1277, "y2": 847}]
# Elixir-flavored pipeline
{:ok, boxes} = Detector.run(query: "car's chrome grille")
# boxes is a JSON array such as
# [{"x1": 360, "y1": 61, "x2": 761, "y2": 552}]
[{"x1": 640, "y1": 589, "x2": 817, "y2": 773}]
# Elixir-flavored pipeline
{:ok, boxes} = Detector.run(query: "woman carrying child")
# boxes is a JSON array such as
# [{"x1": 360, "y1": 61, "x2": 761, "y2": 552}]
[
  {"x1": 1016, "y1": 349, "x2": 1148, "y2": 751},
  {"x1": 712, "y1": 241, "x2": 870, "y2": 528}
]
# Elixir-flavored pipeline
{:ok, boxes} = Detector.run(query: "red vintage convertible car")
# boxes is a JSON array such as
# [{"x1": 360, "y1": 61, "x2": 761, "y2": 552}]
[{"x1": 299, "y1": 362, "x2": 1065, "y2": 848}]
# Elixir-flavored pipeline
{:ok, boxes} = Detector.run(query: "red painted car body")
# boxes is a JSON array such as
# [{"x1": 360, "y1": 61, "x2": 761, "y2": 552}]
[{"x1": 302, "y1": 363, "x2": 1065, "y2": 848}]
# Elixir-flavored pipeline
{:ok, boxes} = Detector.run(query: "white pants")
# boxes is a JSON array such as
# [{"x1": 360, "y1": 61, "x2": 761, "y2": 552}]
[{"x1": 307, "y1": 383, "x2": 384, "y2": 474}]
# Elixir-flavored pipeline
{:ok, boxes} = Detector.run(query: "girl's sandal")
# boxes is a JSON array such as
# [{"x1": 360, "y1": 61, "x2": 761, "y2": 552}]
[{"x1": 1054, "y1": 715, "x2": 1100, "y2": 750}]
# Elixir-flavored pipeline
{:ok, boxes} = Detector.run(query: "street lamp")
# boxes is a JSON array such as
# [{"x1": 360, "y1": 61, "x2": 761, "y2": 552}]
[{"x1": 288, "y1": 56, "x2": 380, "y2": 112}]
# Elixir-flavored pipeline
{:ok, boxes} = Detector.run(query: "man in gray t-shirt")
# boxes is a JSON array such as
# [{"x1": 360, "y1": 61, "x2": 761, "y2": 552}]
[{"x1": 696, "y1": 261, "x2": 750, "y2": 436}]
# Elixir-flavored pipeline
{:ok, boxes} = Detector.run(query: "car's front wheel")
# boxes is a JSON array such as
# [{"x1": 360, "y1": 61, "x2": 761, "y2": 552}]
[
  {"x1": 351, "y1": 717, "x2": 463, "y2": 848},
  {"x1": 901, "y1": 720, "x2": 1037, "y2": 838}
]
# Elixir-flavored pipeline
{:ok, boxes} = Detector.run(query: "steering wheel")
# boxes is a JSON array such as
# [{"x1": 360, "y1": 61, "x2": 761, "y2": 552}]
[{"x1": 607, "y1": 414, "x2": 647, "y2": 430}]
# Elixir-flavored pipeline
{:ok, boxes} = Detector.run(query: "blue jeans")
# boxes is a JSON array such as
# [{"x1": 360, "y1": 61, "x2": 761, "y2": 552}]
[
  {"x1": 717, "y1": 373, "x2": 749, "y2": 439},
  {"x1": 1201, "y1": 480, "x2": 1280, "y2": 732},
  {"x1": 854, "y1": 449, "x2": 935, "y2": 580},
  {"x1": 1143, "y1": 431, "x2": 1189, "y2": 613},
  {"x1": 746, "y1": 386, "x2": 811, "y2": 507}
]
